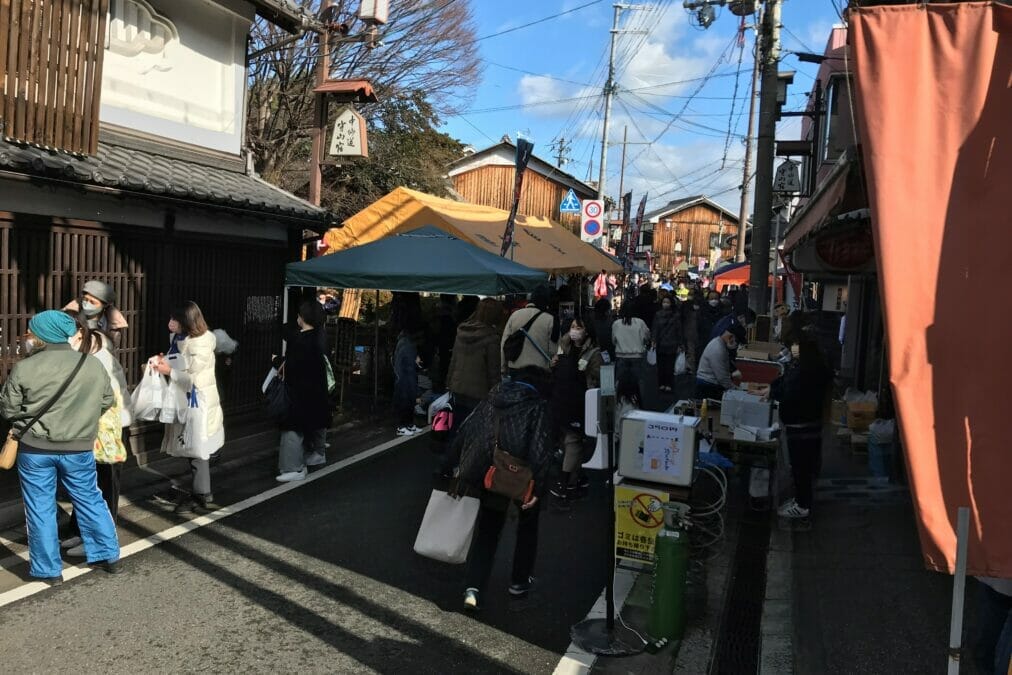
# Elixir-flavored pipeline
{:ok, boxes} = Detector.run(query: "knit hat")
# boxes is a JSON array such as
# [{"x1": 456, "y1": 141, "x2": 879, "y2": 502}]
[
  {"x1": 82, "y1": 280, "x2": 116, "y2": 306},
  {"x1": 29, "y1": 311, "x2": 79, "y2": 344}
]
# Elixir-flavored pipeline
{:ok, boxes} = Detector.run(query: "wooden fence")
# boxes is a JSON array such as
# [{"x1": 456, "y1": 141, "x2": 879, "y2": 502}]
[{"x1": 0, "y1": 0, "x2": 108, "y2": 154}]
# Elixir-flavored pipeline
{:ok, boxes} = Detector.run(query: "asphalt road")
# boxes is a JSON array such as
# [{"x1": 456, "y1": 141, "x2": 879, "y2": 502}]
[{"x1": 0, "y1": 434, "x2": 611, "y2": 674}]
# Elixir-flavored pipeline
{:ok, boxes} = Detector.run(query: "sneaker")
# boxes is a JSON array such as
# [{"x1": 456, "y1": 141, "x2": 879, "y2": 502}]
[
  {"x1": 305, "y1": 452, "x2": 327, "y2": 467},
  {"x1": 174, "y1": 497, "x2": 197, "y2": 515},
  {"x1": 509, "y1": 576, "x2": 535, "y2": 597},
  {"x1": 60, "y1": 536, "x2": 82, "y2": 549},
  {"x1": 194, "y1": 493, "x2": 220, "y2": 511},
  {"x1": 276, "y1": 468, "x2": 307, "y2": 482},
  {"x1": 776, "y1": 498, "x2": 797, "y2": 516},
  {"x1": 396, "y1": 426, "x2": 416, "y2": 436},
  {"x1": 779, "y1": 501, "x2": 810, "y2": 519},
  {"x1": 39, "y1": 576, "x2": 63, "y2": 586},
  {"x1": 549, "y1": 481, "x2": 569, "y2": 499},
  {"x1": 463, "y1": 588, "x2": 480, "y2": 610},
  {"x1": 66, "y1": 544, "x2": 85, "y2": 557}
]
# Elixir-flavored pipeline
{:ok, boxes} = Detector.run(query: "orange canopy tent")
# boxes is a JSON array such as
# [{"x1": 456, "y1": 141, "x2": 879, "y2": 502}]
[
  {"x1": 712, "y1": 262, "x2": 783, "y2": 295},
  {"x1": 324, "y1": 187, "x2": 621, "y2": 276}
]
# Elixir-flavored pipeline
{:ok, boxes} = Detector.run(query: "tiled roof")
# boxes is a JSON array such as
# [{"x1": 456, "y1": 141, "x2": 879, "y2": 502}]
[{"x1": 0, "y1": 139, "x2": 326, "y2": 222}]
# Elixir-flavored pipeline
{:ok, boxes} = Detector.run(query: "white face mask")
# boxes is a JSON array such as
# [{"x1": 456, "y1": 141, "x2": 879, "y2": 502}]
[
  {"x1": 708, "y1": 299, "x2": 719, "y2": 307},
  {"x1": 790, "y1": 344, "x2": 800, "y2": 358},
  {"x1": 81, "y1": 300, "x2": 102, "y2": 317},
  {"x1": 569, "y1": 329, "x2": 586, "y2": 342}
]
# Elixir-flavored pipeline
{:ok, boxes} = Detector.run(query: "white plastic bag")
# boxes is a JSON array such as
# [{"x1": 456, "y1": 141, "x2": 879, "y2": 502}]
[
  {"x1": 646, "y1": 348, "x2": 657, "y2": 366},
  {"x1": 160, "y1": 381, "x2": 182, "y2": 424},
  {"x1": 675, "y1": 350, "x2": 688, "y2": 375},
  {"x1": 130, "y1": 365, "x2": 166, "y2": 421},
  {"x1": 413, "y1": 489, "x2": 480, "y2": 564}
]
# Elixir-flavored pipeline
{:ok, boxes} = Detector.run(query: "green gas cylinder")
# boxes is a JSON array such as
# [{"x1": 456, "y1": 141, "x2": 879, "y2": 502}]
[{"x1": 648, "y1": 525, "x2": 690, "y2": 640}]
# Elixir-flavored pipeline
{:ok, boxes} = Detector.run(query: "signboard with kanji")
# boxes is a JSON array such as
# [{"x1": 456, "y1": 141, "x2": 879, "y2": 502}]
[
  {"x1": 328, "y1": 106, "x2": 368, "y2": 158},
  {"x1": 615, "y1": 482, "x2": 670, "y2": 566}
]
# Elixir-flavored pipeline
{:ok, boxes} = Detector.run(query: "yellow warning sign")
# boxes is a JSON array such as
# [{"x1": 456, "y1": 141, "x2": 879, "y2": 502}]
[{"x1": 615, "y1": 484, "x2": 669, "y2": 565}]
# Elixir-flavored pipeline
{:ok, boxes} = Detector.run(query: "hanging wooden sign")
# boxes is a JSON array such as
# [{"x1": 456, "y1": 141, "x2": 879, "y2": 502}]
[{"x1": 328, "y1": 106, "x2": 368, "y2": 158}]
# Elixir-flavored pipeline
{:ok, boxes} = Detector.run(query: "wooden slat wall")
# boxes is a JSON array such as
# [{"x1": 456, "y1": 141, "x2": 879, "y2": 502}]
[
  {"x1": 651, "y1": 204, "x2": 740, "y2": 274},
  {"x1": 451, "y1": 165, "x2": 589, "y2": 235},
  {"x1": 0, "y1": 0, "x2": 107, "y2": 154},
  {"x1": 0, "y1": 215, "x2": 285, "y2": 415}
]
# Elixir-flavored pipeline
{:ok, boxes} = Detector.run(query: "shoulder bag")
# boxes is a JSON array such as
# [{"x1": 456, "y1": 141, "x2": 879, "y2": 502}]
[
  {"x1": 503, "y1": 311, "x2": 549, "y2": 364},
  {"x1": 0, "y1": 352, "x2": 89, "y2": 470},
  {"x1": 482, "y1": 417, "x2": 535, "y2": 503}
]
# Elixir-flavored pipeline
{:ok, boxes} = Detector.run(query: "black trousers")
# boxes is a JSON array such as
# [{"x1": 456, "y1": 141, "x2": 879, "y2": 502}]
[
  {"x1": 656, "y1": 351, "x2": 677, "y2": 388},
  {"x1": 785, "y1": 426, "x2": 822, "y2": 510},
  {"x1": 68, "y1": 462, "x2": 122, "y2": 536},
  {"x1": 465, "y1": 499, "x2": 541, "y2": 594}
]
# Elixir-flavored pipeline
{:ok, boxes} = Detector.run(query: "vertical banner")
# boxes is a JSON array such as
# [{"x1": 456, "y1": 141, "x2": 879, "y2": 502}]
[
  {"x1": 851, "y1": 2, "x2": 1011, "y2": 575},
  {"x1": 500, "y1": 137, "x2": 535, "y2": 257},
  {"x1": 626, "y1": 194, "x2": 648, "y2": 271},
  {"x1": 619, "y1": 191, "x2": 633, "y2": 264}
]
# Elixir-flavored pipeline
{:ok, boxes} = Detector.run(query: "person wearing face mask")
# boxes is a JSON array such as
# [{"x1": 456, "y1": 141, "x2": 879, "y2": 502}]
[
  {"x1": 0, "y1": 311, "x2": 119, "y2": 583},
  {"x1": 549, "y1": 318, "x2": 602, "y2": 500},
  {"x1": 652, "y1": 296, "x2": 684, "y2": 393},
  {"x1": 153, "y1": 301, "x2": 224, "y2": 514},
  {"x1": 770, "y1": 336, "x2": 833, "y2": 519},
  {"x1": 612, "y1": 302, "x2": 651, "y2": 403},
  {"x1": 63, "y1": 280, "x2": 128, "y2": 350},
  {"x1": 696, "y1": 291, "x2": 728, "y2": 365},
  {"x1": 696, "y1": 323, "x2": 746, "y2": 401}
]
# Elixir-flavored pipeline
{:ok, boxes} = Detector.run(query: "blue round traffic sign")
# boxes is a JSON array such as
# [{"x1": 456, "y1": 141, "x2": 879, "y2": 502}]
[{"x1": 584, "y1": 219, "x2": 601, "y2": 236}]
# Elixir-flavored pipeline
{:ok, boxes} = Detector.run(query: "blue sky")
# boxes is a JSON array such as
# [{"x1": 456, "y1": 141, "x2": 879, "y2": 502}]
[{"x1": 438, "y1": 0, "x2": 843, "y2": 213}]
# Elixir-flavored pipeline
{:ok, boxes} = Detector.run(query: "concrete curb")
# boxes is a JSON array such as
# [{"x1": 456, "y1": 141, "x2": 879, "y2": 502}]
[{"x1": 760, "y1": 522, "x2": 794, "y2": 674}]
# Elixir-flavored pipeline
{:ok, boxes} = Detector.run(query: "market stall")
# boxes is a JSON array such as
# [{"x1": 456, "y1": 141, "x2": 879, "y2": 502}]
[{"x1": 324, "y1": 186, "x2": 621, "y2": 275}]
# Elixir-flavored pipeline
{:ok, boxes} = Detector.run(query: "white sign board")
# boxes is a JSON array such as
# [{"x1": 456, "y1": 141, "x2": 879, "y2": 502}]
[
  {"x1": 642, "y1": 420, "x2": 687, "y2": 481},
  {"x1": 328, "y1": 106, "x2": 368, "y2": 158}
]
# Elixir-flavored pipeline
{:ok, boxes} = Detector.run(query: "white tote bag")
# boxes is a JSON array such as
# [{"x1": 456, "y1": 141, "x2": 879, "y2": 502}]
[
  {"x1": 413, "y1": 489, "x2": 481, "y2": 564},
  {"x1": 130, "y1": 365, "x2": 166, "y2": 421},
  {"x1": 675, "y1": 350, "x2": 688, "y2": 375},
  {"x1": 646, "y1": 348, "x2": 658, "y2": 366}
]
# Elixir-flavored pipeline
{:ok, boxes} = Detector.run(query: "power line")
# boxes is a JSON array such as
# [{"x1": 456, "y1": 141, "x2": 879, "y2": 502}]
[
  {"x1": 462, "y1": 0, "x2": 608, "y2": 46},
  {"x1": 452, "y1": 113, "x2": 496, "y2": 144},
  {"x1": 483, "y1": 60, "x2": 593, "y2": 87}
]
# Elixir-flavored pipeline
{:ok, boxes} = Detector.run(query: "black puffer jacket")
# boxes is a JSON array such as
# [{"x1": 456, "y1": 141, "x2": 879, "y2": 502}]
[{"x1": 453, "y1": 374, "x2": 554, "y2": 499}]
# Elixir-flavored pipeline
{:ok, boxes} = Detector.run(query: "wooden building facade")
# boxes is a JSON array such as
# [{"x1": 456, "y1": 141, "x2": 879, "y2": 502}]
[
  {"x1": 448, "y1": 141, "x2": 597, "y2": 235},
  {"x1": 644, "y1": 196, "x2": 740, "y2": 275}
]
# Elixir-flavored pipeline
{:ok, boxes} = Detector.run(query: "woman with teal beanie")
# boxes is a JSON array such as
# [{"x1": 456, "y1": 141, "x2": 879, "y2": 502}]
[{"x1": 0, "y1": 310, "x2": 121, "y2": 583}]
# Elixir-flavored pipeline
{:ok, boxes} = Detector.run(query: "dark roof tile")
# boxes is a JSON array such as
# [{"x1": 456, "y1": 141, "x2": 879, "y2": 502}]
[{"x1": 0, "y1": 139, "x2": 324, "y2": 222}]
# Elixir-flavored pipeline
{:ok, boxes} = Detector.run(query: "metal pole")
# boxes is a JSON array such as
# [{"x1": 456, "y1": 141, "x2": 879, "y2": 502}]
[
  {"x1": 597, "y1": 4, "x2": 622, "y2": 202},
  {"x1": 748, "y1": 0, "x2": 781, "y2": 314},
  {"x1": 373, "y1": 289, "x2": 380, "y2": 409},
  {"x1": 737, "y1": 26, "x2": 760, "y2": 263},
  {"x1": 947, "y1": 507, "x2": 971, "y2": 675}
]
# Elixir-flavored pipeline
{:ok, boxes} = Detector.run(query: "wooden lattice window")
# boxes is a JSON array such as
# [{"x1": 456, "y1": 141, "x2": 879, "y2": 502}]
[{"x1": 0, "y1": 0, "x2": 108, "y2": 154}]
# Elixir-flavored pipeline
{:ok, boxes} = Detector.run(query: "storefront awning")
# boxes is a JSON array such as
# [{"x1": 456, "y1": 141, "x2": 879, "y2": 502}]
[
  {"x1": 782, "y1": 154, "x2": 855, "y2": 253},
  {"x1": 325, "y1": 187, "x2": 621, "y2": 275}
]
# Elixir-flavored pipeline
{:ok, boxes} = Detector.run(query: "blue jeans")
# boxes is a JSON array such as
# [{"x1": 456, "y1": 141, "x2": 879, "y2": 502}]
[{"x1": 18, "y1": 451, "x2": 120, "y2": 578}]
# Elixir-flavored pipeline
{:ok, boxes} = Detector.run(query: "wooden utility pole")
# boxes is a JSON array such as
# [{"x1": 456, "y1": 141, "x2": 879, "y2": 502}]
[{"x1": 737, "y1": 28, "x2": 760, "y2": 263}]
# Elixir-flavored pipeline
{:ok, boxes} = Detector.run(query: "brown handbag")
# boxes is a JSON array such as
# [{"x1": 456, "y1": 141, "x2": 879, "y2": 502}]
[
  {"x1": 0, "y1": 353, "x2": 89, "y2": 470},
  {"x1": 482, "y1": 420, "x2": 535, "y2": 503}
]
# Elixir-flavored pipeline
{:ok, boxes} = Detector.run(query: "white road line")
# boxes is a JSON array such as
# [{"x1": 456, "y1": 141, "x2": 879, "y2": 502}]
[
  {"x1": 0, "y1": 431, "x2": 423, "y2": 609},
  {"x1": 552, "y1": 568, "x2": 639, "y2": 675}
]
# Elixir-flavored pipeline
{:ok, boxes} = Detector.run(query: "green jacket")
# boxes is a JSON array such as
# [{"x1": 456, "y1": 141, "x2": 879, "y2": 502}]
[{"x1": 0, "y1": 343, "x2": 113, "y2": 452}]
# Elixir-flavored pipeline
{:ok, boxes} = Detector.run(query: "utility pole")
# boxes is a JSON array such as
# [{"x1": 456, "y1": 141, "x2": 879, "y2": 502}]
[
  {"x1": 552, "y1": 136, "x2": 572, "y2": 167},
  {"x1": 736, "y1": 27, "x2": 760, "y2": 263},
  {"x1": 617, "y1": 125, "x2": 629, "y2": 217},
  {"x1": 747, "y1": 0, "x2": 781, "y2": 314},
  {"x1": 597, "y1": 4, "x2": 648, "y2": 203},
  {"x1": 597, "y1": 4, "x2": 622, "y2": 202}
]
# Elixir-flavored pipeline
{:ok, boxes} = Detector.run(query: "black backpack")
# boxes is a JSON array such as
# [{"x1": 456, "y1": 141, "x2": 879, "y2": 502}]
[{"x1": 502, "y1": 310, "x2": 546, "y2": 363}]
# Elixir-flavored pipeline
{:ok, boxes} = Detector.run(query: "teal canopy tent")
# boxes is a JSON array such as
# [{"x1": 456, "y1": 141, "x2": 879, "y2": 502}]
[{"x1": 285, "y1": 225, "x2": 547, "y2": 295}]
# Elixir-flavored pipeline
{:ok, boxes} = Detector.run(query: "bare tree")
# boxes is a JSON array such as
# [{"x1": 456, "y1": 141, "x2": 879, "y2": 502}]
[{"x1": 246, "y1": 0, "x2": 481, "y2": 190}]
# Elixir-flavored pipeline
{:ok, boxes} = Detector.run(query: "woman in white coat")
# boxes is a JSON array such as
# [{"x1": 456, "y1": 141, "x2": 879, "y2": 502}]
[{"x1": 153, "y1": 302, "x2": 224, "y2": 514}]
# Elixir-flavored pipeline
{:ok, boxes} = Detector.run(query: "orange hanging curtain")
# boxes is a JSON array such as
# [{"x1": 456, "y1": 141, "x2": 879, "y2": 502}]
[{"x1": 851, "y1": 1, "x2": 1012, "y2": 576}]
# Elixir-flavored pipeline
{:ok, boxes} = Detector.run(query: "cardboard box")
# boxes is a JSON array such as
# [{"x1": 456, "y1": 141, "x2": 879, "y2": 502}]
[{"x1": 846, "y1": 402, "x2": 877, "y2": 432}]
